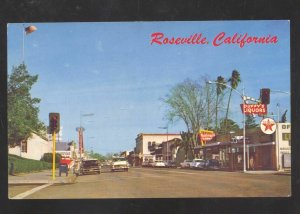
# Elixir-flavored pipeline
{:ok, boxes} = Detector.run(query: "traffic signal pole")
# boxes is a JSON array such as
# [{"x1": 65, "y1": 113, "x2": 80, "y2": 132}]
[
  {"x1": 52, "y1": 131, "x2": 56, "y2": 180},
  {"x1": 49, "y1": 112, "x2": 60, "y2": 180}
]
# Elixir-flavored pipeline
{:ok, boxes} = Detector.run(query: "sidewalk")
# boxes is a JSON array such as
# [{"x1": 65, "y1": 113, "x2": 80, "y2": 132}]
[
  {"x1": 244, "y1": 169, "x2": 291, "y2": 176},
  {"x1": 8, "y1": 169, "x2": 77, "y2": 185}
]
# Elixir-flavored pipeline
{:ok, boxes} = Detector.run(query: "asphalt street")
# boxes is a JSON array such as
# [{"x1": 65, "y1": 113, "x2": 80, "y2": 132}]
[{"x1": 12, "y1": 167, "x2": 291, "y2": 199}]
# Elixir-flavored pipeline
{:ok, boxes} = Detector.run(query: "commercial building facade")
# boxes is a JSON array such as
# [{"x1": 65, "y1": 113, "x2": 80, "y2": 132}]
[
  {"x1": 133, "y1": 133, "x2": 181, "y2": 165},
  {"x1": 130, "y1": 122, "x2": 290, "y2": 171}
]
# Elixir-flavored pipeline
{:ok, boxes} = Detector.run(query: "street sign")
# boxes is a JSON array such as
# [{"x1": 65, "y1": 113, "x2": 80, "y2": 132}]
[
  {"x1": 240, "y1": 104, "x2": 267, "y2": 115},
  {"x1": 260, "y1": 118, "x2": 276, "y2": 134}
]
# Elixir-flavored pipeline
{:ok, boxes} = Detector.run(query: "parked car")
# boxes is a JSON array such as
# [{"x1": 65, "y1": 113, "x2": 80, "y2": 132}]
[
  {"x1": 204, "y1": 159, "x2": 220, "y2": 170},
  {"x1": 190, "y1": 159, "x2": 206, "y2": 169},
  {"x1": 142, "y1": 159, "x2": 153, "y2": 167},
  {"x1": 142, "y1": 161, "x2": 149, "y2": 167},
  {"x1": 153, "y1": 160, "x2": 166, "y2": 168},
  {"x1": 165, "y1": 160, "x2": 177, "y2": 168},
  {"x1": 148, "y1": 159, "x2": 155, "y2": 167},
  {"x1": 180, "y1": 160, "x2": 193, "y2": 168}
]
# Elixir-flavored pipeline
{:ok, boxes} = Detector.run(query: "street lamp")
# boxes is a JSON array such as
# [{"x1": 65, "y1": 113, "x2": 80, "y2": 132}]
[
  {"x1": 207, "y1": 80, "x2": 247, "y2": 173},
  {"x1": 158, "y1": 126, "x2": 169, "y2": 162}
]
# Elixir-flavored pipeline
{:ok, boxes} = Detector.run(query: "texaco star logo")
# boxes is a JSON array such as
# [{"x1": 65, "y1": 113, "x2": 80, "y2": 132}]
[{"x1": 260, "y1": 118, "x2": 276, "y2": 134}]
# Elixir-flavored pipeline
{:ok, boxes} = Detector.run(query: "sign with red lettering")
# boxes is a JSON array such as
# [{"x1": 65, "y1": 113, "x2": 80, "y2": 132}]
[
  {"x1": 199, "y1": 130, "x2": 215, "y2": 141},
  {"x1": 240, "y1": 104, "x2": 267, "y2": 115}
]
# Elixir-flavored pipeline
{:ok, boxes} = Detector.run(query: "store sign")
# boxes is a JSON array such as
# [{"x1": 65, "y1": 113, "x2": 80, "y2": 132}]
[
  {"x1": 199, "y1": 130, "x2": 215, "y2": 146},
  {"x1": 260, "y1": 118, "x2": 276, "y2": 134},
  {"x1": 199, "y1": 130, "x2": 216, "y2": 141},
  {"x1": 240, "y1": 104, "x2": 267, "y2": 115}
]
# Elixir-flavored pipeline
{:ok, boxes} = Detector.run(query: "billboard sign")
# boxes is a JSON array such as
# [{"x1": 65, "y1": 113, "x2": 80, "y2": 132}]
[{"x1": 240, "y1": 104, "x2": 267, "y2": 115}]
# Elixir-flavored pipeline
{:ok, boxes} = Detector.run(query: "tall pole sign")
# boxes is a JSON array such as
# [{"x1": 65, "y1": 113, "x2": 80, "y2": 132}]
[
  {"x1": 76, "y1": 127, "x2": 85, "y2": 159},
  {"x1": 49, "y1": 113, "x2": 60, "y2": 180}
]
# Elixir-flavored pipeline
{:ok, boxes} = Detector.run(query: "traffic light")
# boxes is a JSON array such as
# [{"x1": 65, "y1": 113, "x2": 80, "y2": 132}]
[
  {"x1": 260, "y1": 88, "x2": 270, "y2": 104},
  {"x1": 49, "y1": 113, "x2": 60, "y2": 133}
]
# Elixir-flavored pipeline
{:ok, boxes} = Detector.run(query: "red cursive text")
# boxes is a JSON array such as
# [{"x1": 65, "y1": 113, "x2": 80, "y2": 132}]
[{"x1": 151, "y1": 32, "x2": 208, "y2": 45}]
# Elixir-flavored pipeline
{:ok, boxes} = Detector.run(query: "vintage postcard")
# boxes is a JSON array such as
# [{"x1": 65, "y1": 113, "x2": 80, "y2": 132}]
[{"x1": 7, "y1": 21, "x2": 291, "y2": 199}]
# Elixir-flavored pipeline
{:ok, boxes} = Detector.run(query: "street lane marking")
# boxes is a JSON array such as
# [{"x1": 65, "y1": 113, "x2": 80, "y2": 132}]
[{"x1": 11, "y1": 183, "x2": 53, "y2": 199}]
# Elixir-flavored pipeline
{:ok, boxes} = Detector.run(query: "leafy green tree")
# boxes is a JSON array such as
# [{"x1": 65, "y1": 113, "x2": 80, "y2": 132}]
[
  {"x1": 89, "y1": 151, "x2": 107, "y2": 161},
  {"x1": 219, "y1": 118, "x2": 240, "y2": 133},
  {"x1": 224, "y1": 70, "x2": 241, "y2": 133},
  {"x1": 245, "y1": 114, "x2": 258, "y2": 129},
  {"x1": 8, "y1": 63, "x2": 45, "y2": 147},
  {"x1": 163, "y1": 78, "x2": 218, "y2": 158}
]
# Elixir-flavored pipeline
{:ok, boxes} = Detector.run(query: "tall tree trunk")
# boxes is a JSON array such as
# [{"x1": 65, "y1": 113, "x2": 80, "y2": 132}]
[
  {"x1": 224, "y1": 89, "x2": 233, "y2": 133},
  {"x1": 215, "y1": 94, "x2": 219, "y2": 131}
]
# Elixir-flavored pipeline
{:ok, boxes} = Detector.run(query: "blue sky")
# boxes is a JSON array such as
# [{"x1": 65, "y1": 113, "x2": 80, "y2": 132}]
[{"x1": 7, "y1": 21, "x2": 290, "y2": 154}]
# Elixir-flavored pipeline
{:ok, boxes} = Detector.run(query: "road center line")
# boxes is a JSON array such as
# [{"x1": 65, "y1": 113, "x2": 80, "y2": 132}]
[{"x1": 11, "y1": 183, "x2": 53, "y2": 199}]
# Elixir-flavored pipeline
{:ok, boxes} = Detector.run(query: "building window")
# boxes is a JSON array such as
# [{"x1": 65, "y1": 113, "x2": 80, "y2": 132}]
[
  {"x1": 282, "y1": 133, "x2": 291, "y2": 146},
  {"x1": 21, "y1": 141, "x2": 27, "y2": 153},
  {"x1": 282, "y1": 133, "x2": 291, "y2": 141}
]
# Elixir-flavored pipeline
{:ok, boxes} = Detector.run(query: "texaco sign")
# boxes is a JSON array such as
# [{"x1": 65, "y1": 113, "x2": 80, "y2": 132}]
[{"x1": 260, "y1": 118, "x2": 276, "y2": 134}]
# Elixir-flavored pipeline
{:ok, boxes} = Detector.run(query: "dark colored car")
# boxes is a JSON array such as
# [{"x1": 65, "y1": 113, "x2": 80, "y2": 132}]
[
  {"x1": 204, "y1": 159, "x2": 220, "y2": 170},
  {"x1": 165, "y1": 161, "x2": 177, "y2": 168},
  {"x1": 78, "y1": 159, "x2": 101, "y2": 175}
]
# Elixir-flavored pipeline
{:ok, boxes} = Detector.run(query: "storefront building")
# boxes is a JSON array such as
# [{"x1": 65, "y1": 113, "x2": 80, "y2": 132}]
[{"x1": 193, "y1": 125, "x2": 289, "y2": 171}]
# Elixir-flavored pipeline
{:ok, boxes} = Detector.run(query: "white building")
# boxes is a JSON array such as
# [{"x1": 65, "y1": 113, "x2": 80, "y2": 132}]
[
  {"x1": 8, "y1": 132, "x2": 52, "y2": 160},
  {"x1": 135, "y1": 133, "x2": 181, "y2": 162},
  {"x1": 276, "y1": 123, "x2": 291, "y2": 170}
]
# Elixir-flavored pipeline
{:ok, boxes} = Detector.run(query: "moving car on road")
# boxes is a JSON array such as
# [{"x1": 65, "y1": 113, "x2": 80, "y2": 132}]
[
  {"x1": 75, "y1": 159, "x2": 101, "y2": 176},
  {"x1": 111, "y1": 157, "x2": 129, "y2": 172}
]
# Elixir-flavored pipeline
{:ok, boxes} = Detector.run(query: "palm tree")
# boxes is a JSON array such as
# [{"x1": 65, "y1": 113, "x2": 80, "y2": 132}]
[
  {"x1": 224, "y1": 70, "x2": 241, "y2": 133},
  {"x1": 215, "y1": 76, "x2": 227, "y2": 132}
]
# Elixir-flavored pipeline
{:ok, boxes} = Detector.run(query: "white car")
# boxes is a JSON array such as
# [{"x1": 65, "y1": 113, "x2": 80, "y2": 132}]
[
  {"x1": 153, "y1": 160, "x2": 166, "y2": 167},
  {"x1": 180, "y1": 160, "x2": 193, "y2": 168},
  {"x1": 190, "y1": 159, "x2": 205, "y2": 169},
  {"x1": 111, "y1": 157, "x2": 129, "y2": 172}
]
